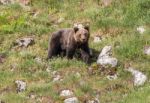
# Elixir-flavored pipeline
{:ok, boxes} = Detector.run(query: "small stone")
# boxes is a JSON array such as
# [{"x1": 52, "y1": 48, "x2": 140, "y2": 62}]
[
  {"x1": 32, "y1": 11, "x2": 40, "y2": 18},
  {"x1": 46, "y1": 67, "x2": 52, "y2": 73},
  {"x1": 126, "y1": 67, "x2": 147, "y2": 86},
  {"x1": 137, "y1": 26, "x2": 145, "y2": 34},
  {"x1": 86, "y1": 98, "x2": 100, "y2": 103},
  {"x1": 57, "y1": 17, "x2": 65, "y2": 23},
  {"x1": 28, "y1": 92, "x2": 37, "y2": 99},
  {"x1": 53, "y1": 75, "x2": 62, "y2": 82},
  {"x1": 10, "y1": 63, "x2": 18, "y2": 71},
  {"x1": 15, "y1": 80, "x2": 26, "y2": 93},
  {"x1": 15, "y1": 37, "x2": 34, "y2": 47},
  {"x1": 52, "y1": 71, "x2": 57, "y2": 75},
  {"x1": 60, "y1": 89, "x2": 74, "y2": 97},
  {"x1": 143, "y1": 46, "x2": 150, "y2": 55},
  {"x1": 75, "y1": 72, "x2": 81, "y2": 78},
  {"x1": 93, "y1": 36, "x2": 102, "y2": 43},
  {"x1": 34, "y1": 57, "x2": 42, "y2": 64},
  {"x1": 64, "y1": 97, "x2": 79, "y2": 103},
  {"x1": 0, "y1": 0, "x2": 13, "y2": 4},
  {"x1": 107, "y1": 74, "x2": 118, "y2": 80}
]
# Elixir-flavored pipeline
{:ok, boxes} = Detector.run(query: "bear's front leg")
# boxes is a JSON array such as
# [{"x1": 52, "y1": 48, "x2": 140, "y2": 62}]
[
  {"x1": 80, "y1": 43, "x2": 90, "y2": 64},
  {"x1": 66, "y1": 47, "x2": 75, "y2": 59}
]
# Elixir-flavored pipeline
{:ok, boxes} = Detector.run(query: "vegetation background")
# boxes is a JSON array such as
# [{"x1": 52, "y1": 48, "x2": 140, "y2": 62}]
[{"x1": 0, "y1": 0, "x2": 150, "y2": 102}]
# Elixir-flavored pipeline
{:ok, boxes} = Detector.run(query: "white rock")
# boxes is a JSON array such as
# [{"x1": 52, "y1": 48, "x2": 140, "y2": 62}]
[
  {"x1": 52, "y1": 71, "x2": 57, "y2": 75},
  {"x1": 53, "y1": 75, "x2": 61, "y2": 82},
  {"x1": 57, "y1": 17, "x2": 65, "y2": 23},
  {"x1": 46, "y1": 67, "x2": 52, "y2": 73},
  {"x1": 64, "y1": 97, "x2": 79, "y2": 103},
  {"x1": 60, "y1": 89, "x2": 74, "y2": 97},
  {"x1": 97, "y1": 46, "x2": 118, "y2": 67},
  {"x1": 0, "y1": 0, "x2": 14, "y2": 4},
  {"x1": 32, "y1": 11, "x2": 40, "y2": 19},
  {"x1": 0, "y1": 0, "x2": 30, "y2": 6},
  {"x1": 107, "y1": 74, "x2": 118, "y2": 80},
  {"x1": 34, "y1": 57, "x2": 42, "y2": 64},
  {"x1": 126, "y1": 67, "x2": 147, "y2": 86},
  {"x1": 93, "y1": 36, "x2": 102, "y2": 43},
  {"x1": 15, "y1": 80, "x2": 26, "y2": 92},
  {"x1": 75, "y1": 72, "x2": 81, "y2": 78},
  {"x1": 143, "y1": 46, "x2": 150, "y2": 55},
  {"x1": 15, "y1": 37, "x2": 34, "y2": 47},
  {"x1": 99, "y1": 46, "x2": 112, "y2": 57},
  {"x1": 87, "y1": 98, "x2": 100, "y2": 103},
  {"x1": 137, "y1": 26, "x2": 145, "y2": 34},
  {"x1": 87, "y1": 100, "x2": 99, "y2": 103},
  {"x1": 97, "y1": 56, "x2": 118, "y2": 67}
]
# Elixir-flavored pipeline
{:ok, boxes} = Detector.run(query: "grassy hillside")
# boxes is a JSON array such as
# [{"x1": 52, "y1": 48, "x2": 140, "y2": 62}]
[{"x1": 0, "y1": 0, "x2": 150, "y2": 103}]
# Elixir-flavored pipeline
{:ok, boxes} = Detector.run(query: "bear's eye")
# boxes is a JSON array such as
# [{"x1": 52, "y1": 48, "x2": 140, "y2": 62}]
[
  {"x1": 84, "y1": 33, "x2": 87, "y2": 36},
  {"x1": 79, "y1": 34, "x2": 82, "y2": 37}
]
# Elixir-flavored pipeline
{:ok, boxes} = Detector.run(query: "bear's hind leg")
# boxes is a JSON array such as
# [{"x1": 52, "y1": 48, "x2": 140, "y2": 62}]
[{"x1": 47, "y1": 44, "x2": 60, "y2": 60}]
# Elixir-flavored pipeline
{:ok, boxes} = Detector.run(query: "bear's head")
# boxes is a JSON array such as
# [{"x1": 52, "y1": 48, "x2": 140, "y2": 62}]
[{"x1": 73, "y1": 25, "x2": 90, "y2": 43}]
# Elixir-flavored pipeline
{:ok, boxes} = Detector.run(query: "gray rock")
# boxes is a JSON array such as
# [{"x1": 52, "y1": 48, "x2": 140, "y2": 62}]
[
  {"x1": 0, "y1": 0, "x2": 30, "y2": 5},
  {"x1": 0, "y1": 0, "x2": 14, "y2": 4},
  {"x1": 99, "y1": 46, "x2": 112, "y2": 57},
  {"x1": 97, "y1": 56, "x2": 118, "y2": 67},
  {"x1": 75, "y1": 72, "x2": 81, "y2": 78},
  {"x1": 15, "y1": 80, "x2": 26, "y2": 93},
  {"x1": 60, "y1": 89, "x2": 74, "y2": 97},
  {"x1": 46, "y1": 67, "x2": 52, "y2": 73},
  {"x1": 86, "y1": 98, "x2": 100, "y2": 103},
  {"x1": 15, "y1": 37, "x2": 34, "y2": 47},
  {"x1": 106, "y1": 74, "x2": 118, "y2": 80},
  {"x1": 97, "y1": 46, "x2": 118, "y2": 67},
  {"x1": 137, "y1": 26, "x2": 145, "y2": 34},
  {"x1": 126, "y1": 67, "x2": 147, "y2": 86},
  {"x1": 34, "y1": 57, "x2": 43, "y2": 64},
  {"x1": 93, "y1": 36, "x2": 102, "y2": 43},
  {"x1": 143, "y1": 46, "x2": 150, "y2": 55},
  {"x1": 52, "y1": 71, "x2": 63, "y2": 82},
  {"x1": 64, "y1": 97, "x2": 79, "y2": 103},
  {"x1": 57, "y1": 17, "x2": 65, "y2": 23},
  {"x1": 52, "y1": 75, "x2": 62, "y2": 82}
]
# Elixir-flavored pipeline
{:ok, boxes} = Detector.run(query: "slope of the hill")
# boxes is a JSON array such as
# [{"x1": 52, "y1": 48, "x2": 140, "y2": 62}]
[{"x1": 0, "y1": 0, "x2": 150, "y2": 103}]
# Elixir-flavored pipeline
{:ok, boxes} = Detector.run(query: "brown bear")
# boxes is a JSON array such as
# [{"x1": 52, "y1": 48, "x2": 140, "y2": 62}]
[{"x1": 47, "y1": 24, "x2": 91, "y2": 64}]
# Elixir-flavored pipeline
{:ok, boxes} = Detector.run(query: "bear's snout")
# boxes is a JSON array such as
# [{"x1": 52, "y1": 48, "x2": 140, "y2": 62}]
[{"x1": 81, "y1": 38, "x2": 87, "y2": 42}]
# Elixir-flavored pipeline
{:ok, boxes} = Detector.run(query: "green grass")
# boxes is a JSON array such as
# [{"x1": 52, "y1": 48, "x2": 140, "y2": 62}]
[{"x1": 0, "y1": 0, "x2": 150, "y2": 102}]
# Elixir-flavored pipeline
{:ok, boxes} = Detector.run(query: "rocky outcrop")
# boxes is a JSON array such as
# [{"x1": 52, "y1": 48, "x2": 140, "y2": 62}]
[{"x1": 97, "y1": 46, "x2": 118, "y2": 68}]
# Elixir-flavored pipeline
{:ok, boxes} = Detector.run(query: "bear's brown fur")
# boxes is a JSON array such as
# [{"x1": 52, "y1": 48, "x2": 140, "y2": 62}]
[{"x1": 47, "y1": 25, "x2": 91, "y2": 64}]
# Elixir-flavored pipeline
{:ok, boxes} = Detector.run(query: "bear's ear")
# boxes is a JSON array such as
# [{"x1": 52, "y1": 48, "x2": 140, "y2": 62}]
[
  {"x1": 84, "y1": 25, "x2": 89, "y2": 31},
  {"x1": 74, "y1": 27, "x2": 79, "y2": 33}
]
